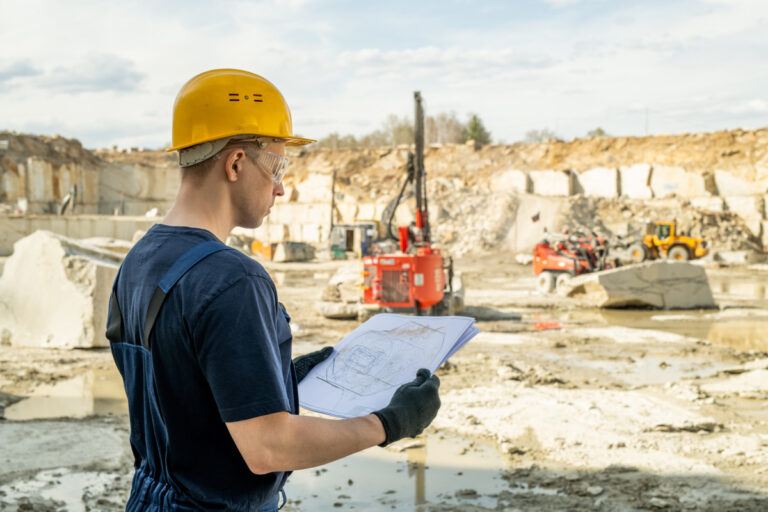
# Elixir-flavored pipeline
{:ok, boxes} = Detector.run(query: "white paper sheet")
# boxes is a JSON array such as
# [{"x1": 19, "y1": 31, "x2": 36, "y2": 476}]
[{"x1": 298, "y1": 314, "x2": 478, "y2": 418}]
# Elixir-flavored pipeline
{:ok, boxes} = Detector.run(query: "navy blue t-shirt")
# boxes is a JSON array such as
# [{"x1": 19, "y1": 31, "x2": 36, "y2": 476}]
[{"x1": 110, "y1": 224, "x2": 298, "y2": 510}]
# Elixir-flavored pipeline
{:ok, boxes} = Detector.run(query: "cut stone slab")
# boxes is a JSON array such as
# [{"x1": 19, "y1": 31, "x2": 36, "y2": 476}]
[
  {"x1": 564, "y1": 261, "x2": 716, "y2": 309},
  {"x1": 0, "y1": 230, "x2": 119, "y2": 348},
  {"x1": 577, "y1": 167, "x2": 619, "y2": 198},
  {"x1": 496, "y1": 168, "x2": 531, "y2": 194},
  {"x1": 650, "y1": 165, "x2": 708, "y2": 198},
  {"x1": 272, "y1": 241, "x2": 316, "y2": 262},
  {"x1": 530, "y1": 170, "x2": 573, "y2": 196},
  {"x1": 724, "y1": 196, "x2": 764, "y2": 236},
  {"x1": 620, "y1": 164, "x2": 653, "y2": 199},
  {"x1": 316, "y1": 301, "x2": 360, "y2": 319},
  {"x1": 714, "y1": 170, "x2": 763, "y2": 197}
]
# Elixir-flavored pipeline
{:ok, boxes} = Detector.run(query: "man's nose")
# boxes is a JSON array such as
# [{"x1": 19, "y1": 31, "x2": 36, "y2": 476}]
[{"x1": 274, "y1": 182, "x2": 285, "y2": 196}]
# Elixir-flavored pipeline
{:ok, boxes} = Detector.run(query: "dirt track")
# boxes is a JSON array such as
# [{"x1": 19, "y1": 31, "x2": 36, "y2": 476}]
[{"x1": 1, "y1": 255, "x2": 767, "y2": 511}]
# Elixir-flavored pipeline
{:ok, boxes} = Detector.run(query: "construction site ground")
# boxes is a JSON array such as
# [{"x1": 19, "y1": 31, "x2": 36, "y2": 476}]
[{"x1": 1, "y1": 255, "x2": 768, "y2": 511}]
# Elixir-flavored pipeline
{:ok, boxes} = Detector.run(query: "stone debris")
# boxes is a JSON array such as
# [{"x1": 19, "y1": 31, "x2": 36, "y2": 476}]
[
  {"x1": 0, "y1": 230, "x2": 119, "y2": 348},
  {"x1": 564, "y1": 261, "x2": 717, "y2": 309}
]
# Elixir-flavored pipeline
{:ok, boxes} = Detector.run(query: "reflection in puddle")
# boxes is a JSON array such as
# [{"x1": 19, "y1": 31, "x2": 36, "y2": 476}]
[
  {"x1": 285, "y1": 433, "x2": 510, "y2": 510},
  {"x1": 4, "y1": 369, "x2": 127, "y2": 420},
  {"x1": 597, "y1": 309, "x2": 768, "y2": 352}
]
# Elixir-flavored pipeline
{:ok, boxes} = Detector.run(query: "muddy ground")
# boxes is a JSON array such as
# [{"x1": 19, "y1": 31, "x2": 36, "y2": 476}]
[{"x1": 1, "y1": 254, "x2": 768, "y2": 511}]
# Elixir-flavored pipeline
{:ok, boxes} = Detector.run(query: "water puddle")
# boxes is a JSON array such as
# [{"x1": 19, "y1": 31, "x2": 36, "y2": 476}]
[
  {"x1": 284, "y1": 433, "x2": 511, "y2": 510},
  {"x1": 598, "y1": 310, "x2": 768, "y2": 353},
  {"x1": 4, "y1": 368, "x2": 127, "y2": 420}
]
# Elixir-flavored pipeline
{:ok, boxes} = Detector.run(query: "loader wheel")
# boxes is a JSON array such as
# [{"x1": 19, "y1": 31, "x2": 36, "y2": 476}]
[
  {"x1": 555, "y1": 273, "x2": 572, "y2": 295},
  {"x1": 628, "y1": 242, "x2": 647, "y2": 263},
  {"x1": 537, "y1": 271, "x2": 555, "y2": 294},
  {"x1": 667, "y1": 245, "x2": 690, "y2": 261}
]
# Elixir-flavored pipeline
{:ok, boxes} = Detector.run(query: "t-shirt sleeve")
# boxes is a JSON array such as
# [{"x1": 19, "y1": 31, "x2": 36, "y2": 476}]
[{"x1": 192, "y1": 275, "x2": 291, "y2": 422}]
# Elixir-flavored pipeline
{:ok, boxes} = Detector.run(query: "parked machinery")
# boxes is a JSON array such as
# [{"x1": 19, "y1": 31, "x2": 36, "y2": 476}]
[
  {"x1": 626, "y1": 221, "x2": 709, "y2": 262},
  {"x1": 533, "y1": 231, "x2": 613, "y2": 294},
  {"x1": 360, "y1": 92, "x2": 458, "y2": 315}
]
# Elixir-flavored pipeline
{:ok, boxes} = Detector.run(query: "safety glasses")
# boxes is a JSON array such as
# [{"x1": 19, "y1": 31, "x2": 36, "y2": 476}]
[{"x1": 245, "y1": 148, "x2": 288, "y2": 184}]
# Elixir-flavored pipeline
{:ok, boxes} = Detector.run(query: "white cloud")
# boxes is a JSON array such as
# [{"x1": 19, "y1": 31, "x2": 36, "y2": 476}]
[{"x1": 0, "y1": 0, "x2": 765, "y2": 148}]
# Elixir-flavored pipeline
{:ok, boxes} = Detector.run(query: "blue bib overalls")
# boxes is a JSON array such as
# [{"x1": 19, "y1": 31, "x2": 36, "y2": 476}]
[{"x1": 106, "y1": 241, "x2": 283, "y2": 511}]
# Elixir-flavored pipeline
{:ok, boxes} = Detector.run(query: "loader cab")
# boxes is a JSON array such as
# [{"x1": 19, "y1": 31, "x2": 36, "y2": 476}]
[{"x1": 654, "y1": 222, "x2": 673, "y2": 241}]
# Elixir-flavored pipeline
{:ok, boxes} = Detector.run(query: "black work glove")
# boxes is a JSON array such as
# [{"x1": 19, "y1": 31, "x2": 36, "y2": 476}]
[
  {"x1": 293, "y1": 346, "x2": 334, "y2": 383},
  {"x1": 373, "y1": 368, "x2": 441, "y2": 447}
]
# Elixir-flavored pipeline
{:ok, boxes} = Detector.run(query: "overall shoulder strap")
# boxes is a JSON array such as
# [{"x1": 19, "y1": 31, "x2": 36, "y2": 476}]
[
  {"x1": 106, "y1": 268, "x2": 124, "y2": 344},
  {"x1": 142, "y1": 241, "x2": 231, "y2": 349}
]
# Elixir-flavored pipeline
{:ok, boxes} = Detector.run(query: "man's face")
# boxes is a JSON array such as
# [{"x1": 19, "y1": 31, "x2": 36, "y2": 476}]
[{"x1": 232, "y1": 141, "x2": 286, "y2": 228}]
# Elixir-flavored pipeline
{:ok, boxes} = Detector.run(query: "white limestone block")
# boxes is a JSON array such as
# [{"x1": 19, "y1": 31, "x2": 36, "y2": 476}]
[
  {"x1": 357, "y1": 202, "x2": 377, "y2": 221},
  {"x1": 650, "y1": 165, "x2": 708, "y2": 198},
  {"x1": 496, "y1": 169, "x2": 531, "y2": 194},
  {"x1": 714, "y1": 170, "x2": 756, "y2": 197},
  {"x1": 620, "y1": 164, "x2": 653, "y2": 198},
  {"x1": 565, "y1": 261, "x2": 716, "y2": 309},
  {"x1": 294, "y1": 174, "x2": 333, "y2": 203},
  {"x1": 530, "y1": 170, "x2": 573, "y2": 196},
  {"x1": 724, "y1": 196, "x2": 764, "y2": 236},
  {"x1": 0, "y1": 231, "x2": 119, "y2": 348},
  {"x1": 578, "y1": 167, "x2": 619, "y2": 198}
]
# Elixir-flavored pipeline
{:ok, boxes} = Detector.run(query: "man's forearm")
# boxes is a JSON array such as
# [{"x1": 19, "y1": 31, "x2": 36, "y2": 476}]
[{"x1": 227, "y1": 412, "x2": 386, "y2": 474}]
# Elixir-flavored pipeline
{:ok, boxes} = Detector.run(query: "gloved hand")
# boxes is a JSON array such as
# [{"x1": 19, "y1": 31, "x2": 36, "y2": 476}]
[
  {"x1": 373, "y1": 368, "x2": 441, "y2": 447},
  {"x1": 293, "y1": 346, "x2": 334, "y2": 383}
]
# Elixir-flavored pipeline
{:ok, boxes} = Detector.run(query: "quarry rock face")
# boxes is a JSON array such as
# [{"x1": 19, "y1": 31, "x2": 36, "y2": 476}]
[
  {"x1": 0, "y1": 231, "x2": 119, "y2": 348},
  {"x1": 565, "y1": 261, "x2": 716, "y2": 309}
]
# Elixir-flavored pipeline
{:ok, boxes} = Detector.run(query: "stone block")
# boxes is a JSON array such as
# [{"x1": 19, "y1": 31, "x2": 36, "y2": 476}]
[
  {"x1": 357, "y1": 202, "x2": 377, "y2": 221},
  {"x1": 620, "y1": 164, "x2": 653, "y2": 198},
  {"x1": 301, "y1": 223, "x2": 324, "y2": 244},
  {"x1": 578, "y1": 167, "x2": 619, "y2": 198},
  {"x1": 335, "y1": 202, "x2": 358, "y2": 224},
  {"x1": 0, "y1": 216, "x2": 29, "y2": 256},
  {"x1": 26, "y1": 157, "x2": 54, "y2": 202},
  {"x1": 0, "y1": 231, "x2": 120, "y2": 348},
  {"x1": 650, "y1": 165, "x2": 707, "y2": 198},
  {"x1": 496, "y1": 169, "x2": 530, "y2": 194},
  {"x1": 530, "y1": 170, "x2": 573, "y2": 196},
  {"x1": 266, "y1": 223, "x2": 289, "y2": 242},
  {"x1": 565, "y1": 261, "x2": 716, "y2": 309},
  {"x1": 690, "y1": 196, "x2": 725, "y2": 211},
  {"x1": 294, "y1": 174, "x2": 333, "y2": 203},
  {"x1": 724, "y1": 196, "x2": 764, "y2": 236},
  {"x1": 272, "y1": 241, "x2": 316, "y2": 262},
  {"x1": 714, "y1": 170, "x2": 755, "y2": 196}
]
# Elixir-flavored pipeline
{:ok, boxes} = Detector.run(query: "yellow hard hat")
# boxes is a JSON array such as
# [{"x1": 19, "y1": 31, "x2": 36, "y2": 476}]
[{"x1": 168, "y1": 68, "x2": 315, "y2": 153}]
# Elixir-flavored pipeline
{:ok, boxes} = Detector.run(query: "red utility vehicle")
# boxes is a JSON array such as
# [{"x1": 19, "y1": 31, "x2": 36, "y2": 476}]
[
  {"x1": 533, "y1": 231, "x2": 612, "y2": 294},
  {"x1": 361, "y1": 92, "x2": 455, "y2": 315}
]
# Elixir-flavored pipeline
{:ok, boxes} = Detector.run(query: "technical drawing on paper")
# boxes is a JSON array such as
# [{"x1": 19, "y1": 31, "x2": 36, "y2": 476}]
[{"x1": 319, "y1": 321, "x2": 446, "y2": 396}]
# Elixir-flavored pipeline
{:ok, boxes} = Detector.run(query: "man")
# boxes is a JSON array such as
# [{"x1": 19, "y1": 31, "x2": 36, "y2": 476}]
[{"x1": 105, "y1": 68, "x2": 441, "y2": 511}]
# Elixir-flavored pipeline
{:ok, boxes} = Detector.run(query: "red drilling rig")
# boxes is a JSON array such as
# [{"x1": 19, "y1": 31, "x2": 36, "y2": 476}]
[{"x1": 361, "y1": 92, "x2": 457, "y2": 315}]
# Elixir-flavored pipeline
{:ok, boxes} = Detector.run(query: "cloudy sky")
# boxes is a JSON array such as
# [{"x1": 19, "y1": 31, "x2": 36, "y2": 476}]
[{"x1": 0, "y1": 0, "x2": 766, "y2": 149}]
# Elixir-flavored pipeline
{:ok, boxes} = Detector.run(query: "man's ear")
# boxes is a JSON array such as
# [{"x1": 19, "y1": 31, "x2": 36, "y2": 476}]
[{"x1": 223, "y1": 149, "x2": 246, "y2": 182}]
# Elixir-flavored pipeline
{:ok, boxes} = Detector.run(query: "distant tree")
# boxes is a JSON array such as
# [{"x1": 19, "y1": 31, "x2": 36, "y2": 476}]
[
  {"x1": 462, "y1": 113, "x2": 492, "y2": 145},
  {"x1": 382, "y1": 114, "x2": 414, "y2": 146},
  {"x1": 587, "y1": 127, "x2": 608, "y2": 138},
  {"x1": 524, "y1": 128, "x2": 560, "y2": 143},
  {"x1": 358, "y1": 129, "x2": 389, "y2": 148},
  {"x1": 425, "y1": 111, "x2": 465, "y2": 144}
]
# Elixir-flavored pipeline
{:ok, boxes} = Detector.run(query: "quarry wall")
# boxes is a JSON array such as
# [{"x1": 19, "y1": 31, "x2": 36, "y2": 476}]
[{"x1": 0, "y1": 128, "x2": 766, "y2": 256}]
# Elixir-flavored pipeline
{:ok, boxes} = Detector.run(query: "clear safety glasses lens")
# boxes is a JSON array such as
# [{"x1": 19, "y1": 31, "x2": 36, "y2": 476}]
[{"x1": 253, "y1": 151, "x2": 288, "y2": 184}]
